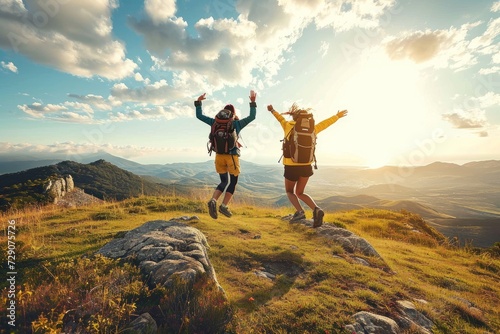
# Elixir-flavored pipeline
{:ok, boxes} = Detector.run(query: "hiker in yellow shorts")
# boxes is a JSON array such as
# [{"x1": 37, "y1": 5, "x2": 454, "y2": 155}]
[{"x1": 195, "y1": 90, "x2": 257, "y2": 219}]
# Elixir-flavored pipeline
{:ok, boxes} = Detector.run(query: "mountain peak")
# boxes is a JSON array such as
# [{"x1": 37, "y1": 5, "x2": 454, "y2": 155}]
[
  {"x1": 90, "y1": 159, "x2": 110, "y2": 165},
  {"x1": 424, "y1": 161, "x2": 461, "y2": 169},
  {"x1": 0, "y1": 160, "x2": 172, "y2": 211}
]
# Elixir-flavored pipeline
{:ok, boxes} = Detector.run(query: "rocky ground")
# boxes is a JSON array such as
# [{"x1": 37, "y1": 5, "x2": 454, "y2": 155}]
[{"x1": 56, "y1": 188, "x2": 103, "y2": 208}]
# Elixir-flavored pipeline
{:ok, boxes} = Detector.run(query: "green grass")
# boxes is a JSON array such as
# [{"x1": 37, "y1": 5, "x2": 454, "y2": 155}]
[{"x1": 1, "y1": 196, "x2": 499, "y2": 333}]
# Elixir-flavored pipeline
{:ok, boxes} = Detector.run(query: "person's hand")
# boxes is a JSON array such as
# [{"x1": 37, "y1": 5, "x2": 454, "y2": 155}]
[
  {"x1": 267, "y1": 105, "x2": 274, "y2": 112},
  {"x1": 337, "y1": 109, "x2": 348, "y2": 118},
  {"x1": 197, "y1": 93, "x2": 206, "y2": 102},
  {"x1": 249, "y1": 90, "x2": 257, "y2": 102}
]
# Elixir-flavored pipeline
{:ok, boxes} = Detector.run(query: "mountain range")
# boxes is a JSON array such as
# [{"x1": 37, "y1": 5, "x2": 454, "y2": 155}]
[
  {"x1": 1, "y1": 152, "x2": 499, "y2": 247},
  {"x1": 0, "y1": 159, "x2": 172, "y2": 210}
]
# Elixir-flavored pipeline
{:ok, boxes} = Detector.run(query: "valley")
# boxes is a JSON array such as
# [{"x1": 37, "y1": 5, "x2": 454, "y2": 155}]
[{"x1": 1, "y1": 153, "x2": 499, "y2": 247}]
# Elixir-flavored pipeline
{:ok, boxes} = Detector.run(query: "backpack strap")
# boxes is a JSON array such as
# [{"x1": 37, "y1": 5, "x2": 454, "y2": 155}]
[
  {"x1": 278, "y1": 127, "x2": 294, "y2": 163},
  {"x1": 208, "y1": 121, "x2": 217, "y2": 155},
  {"x1": 312, "y1": 122, "x2": 317, "y2": 169}
]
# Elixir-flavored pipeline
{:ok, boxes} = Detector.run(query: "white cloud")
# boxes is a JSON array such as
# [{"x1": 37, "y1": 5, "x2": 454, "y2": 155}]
[
  {"x1": 134, "y1": 72, "x2": 145, "y2": 82},
  {"x1": 67, "y1": 94, "x2": 113, "y2": 111},
  {"x1": 442, "y1": 109, "x2": 488, "y2": 129},
  {"x1": 0, "y1": 0, "x2": 137, "y2": 79},
  {"x1": 469, "y1": 18, "x2": 500, "y2": 50},
  {"x1": 1, "y1": 60, "x2": 17, "y2": 73},
  {"x1": 383, "y1": 21, "x2": 497, "y2": 71},
  {"x1": 0, "y1": 0, "x2": 25, "y2": 15},
  {"x1": 145, "y1": 0, "x2": 176, "y2": 24},
  {"x1": 319, "y1": 41, "x2": 329, "y2": 57},
  {"x1": 492, "y1": 1, "x2": 500, "y2": 12},
  {"x1": 130, "y1": 0, "x2": 400, "y2": 90},
  {"x1": 109, "y1": 102, "x2": 191, "y2": 122},
  {"x1": 18, "y1": 101, "x2": 96, "y2": 123},
  {"x1": 479, "y1": 65, "x2": 500, "y2": 75},
  {"x1": 130, "y1": 13, "x2": 258, "y2": 89},
  {"x1": 385, "y1": 30, "x2": 450, "y2": 63},
  {"x1": 472, "y1": 92, "x2": 500, "y2": 108},
  {"x1": 493, "y1": 52, "x2": 500, "y2": 63},
  {"x1": 0, "y1": 141, "x2": 188, "y2": 161},
  {"x1": 308, "y1": 0, "x2": 398, "y2": 31},
  {"x1": 20, "y1": 84, "x2": 193, "y2": 123},
  {"x1": 110, "y1": 79, "x2": 184, "y2": 104}
]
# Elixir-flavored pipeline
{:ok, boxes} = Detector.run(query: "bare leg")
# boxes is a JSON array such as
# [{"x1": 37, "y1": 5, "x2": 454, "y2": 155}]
[
  {"x1": 212, "y1": 189, "x2": 222, "y2": 201},
  {"x1": 285, "y1": 178, "x2": 303, "y2": 212},
  {"x1": 222, "y1": 192, "x2": 233, "y2": 205},
  {"x1": 295, "y1": 176, "x2": 317, "y2": 210}
]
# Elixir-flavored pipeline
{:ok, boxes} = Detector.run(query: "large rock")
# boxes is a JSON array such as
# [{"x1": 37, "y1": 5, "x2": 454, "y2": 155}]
[
  {"x1": 345, "y1": 311, "x2": 400, "y2": 334},
  {"x1": 316, "y1": 225, "x2": 381, "y2": 258},
  {"x1": 45, "y1": 174, "x2": 74, "y2": 203},
  {"x1": 287, "y1": 217, "x2": 388, "y2": 270},
  {"x1": 396, "y1": 300, "x2": 434, "y2": 334},
  {"x1": 98, "y1": 219, "x2": 221, "y2": 289},
  {"x1": 346, "y1": 300, "x2": 435, "y2": 334}
]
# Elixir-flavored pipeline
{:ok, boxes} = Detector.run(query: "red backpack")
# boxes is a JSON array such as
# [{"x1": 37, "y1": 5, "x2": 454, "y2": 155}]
[{"x1": 208, "y1": 109, "x2": 238, "y2": 155}]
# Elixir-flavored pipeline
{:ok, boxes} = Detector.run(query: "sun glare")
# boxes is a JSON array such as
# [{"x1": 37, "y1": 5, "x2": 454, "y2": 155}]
[{"x1": 332, "y1": 50, "x2": 430, "y2": 168}]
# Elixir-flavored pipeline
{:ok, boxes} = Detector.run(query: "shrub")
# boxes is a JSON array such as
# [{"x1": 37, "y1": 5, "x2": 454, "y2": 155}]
[
  {"x1": 8, "y1": 255, "x2": 233, "y2": 334},
  {"x1": 16, "y1": 255, "x2": 145, "y2": 333},
  {"x1": 156, "y1": 274, "x2": 233, "y2": 333}
]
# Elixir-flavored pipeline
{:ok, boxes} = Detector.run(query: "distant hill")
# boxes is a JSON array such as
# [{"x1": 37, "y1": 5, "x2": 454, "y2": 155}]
[
  {"x1": 2, "y1": 153, "x2": 499, "y2": 217},
  {"x1": 0, "y1": 151, "x2": 150, "y2": 175},
  {"x1": 0, "y1": 160, "x2": 172, "y2": 211},
  {"x1": 316, "y1": 195, "x2": 453, "y2": 219}
]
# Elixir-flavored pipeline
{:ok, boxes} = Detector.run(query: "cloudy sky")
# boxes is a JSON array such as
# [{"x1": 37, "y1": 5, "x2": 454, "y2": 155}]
[{"x1": 1, "y1": 0, "x2": 499, "y2": 168}]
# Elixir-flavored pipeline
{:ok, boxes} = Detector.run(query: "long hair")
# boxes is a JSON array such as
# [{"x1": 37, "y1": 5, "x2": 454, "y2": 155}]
[
  {"x1": 224, "y1": 104, "x2": 239, "y2": 120},
  {"x1": 284, "y1": 103, "x2": 312, "y2": 121}
]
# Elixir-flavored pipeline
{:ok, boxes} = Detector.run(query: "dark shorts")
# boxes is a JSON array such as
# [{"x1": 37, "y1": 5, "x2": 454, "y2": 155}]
[{"x1": 284, "y1": 165, "x2": 313, "y2": 182}]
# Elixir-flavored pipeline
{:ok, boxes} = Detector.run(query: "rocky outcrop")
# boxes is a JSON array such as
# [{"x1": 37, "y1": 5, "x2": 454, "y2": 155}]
[
  {"x1": 345, "y1": 311, "x2": 400, "y2": 334},
  {"x1": 94, "y1": 218, "x2": 227, "y2": 333},
  {"x1": 316, "y1": 225, "x2": 381, "y2": 258},
  {"x1": 285, "y1": 217, "x2": 436, "y2": 332},
  {"x1": 285, "y1": 216, "x2": 390, "y2": 271},
  {"x1": 55, "y1": 188, "x2": 103, "y2": 208},
  {"x1": 345, "y1": 300, "x2": 435, "y2": 334},
  {"x1": 45, "y1": 174, "x2": 74, "y2": 203},
  {"x1": 97, "y1": 218, "x2": 221, "y2": 290},
  {"x1": 396, "y1": 300, "x2": 434, "y2": 333}
]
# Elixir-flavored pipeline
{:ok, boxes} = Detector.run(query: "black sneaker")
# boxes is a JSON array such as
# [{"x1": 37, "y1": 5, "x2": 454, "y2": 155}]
[
  {"x1": 219, "y1": 205, "x2": 232, "y2": 218},
  {"x1": 208, "y1": 199, "x2": 218, "y2": 219},
  {"x1": 313, "y1": 207, "x2": 324, "y2": 228},
  {"x1": 290, "y1": 210, "x2": 306, "y2": 222}
]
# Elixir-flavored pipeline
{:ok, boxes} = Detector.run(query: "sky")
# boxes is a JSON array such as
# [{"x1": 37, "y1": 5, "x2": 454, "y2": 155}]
[{"x1": 0, "y1": 0, "x2": 499, "y2": 168}]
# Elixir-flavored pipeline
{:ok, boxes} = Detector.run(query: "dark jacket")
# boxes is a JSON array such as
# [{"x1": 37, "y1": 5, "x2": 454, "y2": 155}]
[{"x1": 195, "y1": 101, "x2": 257, "y2": 155}]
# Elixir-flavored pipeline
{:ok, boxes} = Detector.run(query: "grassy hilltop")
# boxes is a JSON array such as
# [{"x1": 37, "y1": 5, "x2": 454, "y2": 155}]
[{"x1": 1, "y1": 195, "x2": 499, "y2": 333}]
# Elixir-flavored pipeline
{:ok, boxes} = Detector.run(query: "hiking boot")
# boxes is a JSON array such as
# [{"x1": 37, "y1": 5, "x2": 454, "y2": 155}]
[
  {"x1": 208, "y1": 199, "x2": 218, "y2": 219},
  {"x1": 313, "y1": 207, "x2": 324, "y2": 228},
  {"x1": 219, "y1": 204, "x2": 232, "y2": 218},
  {"x1": 290, "y1": 210, "x2": 306, "y2": 222}
]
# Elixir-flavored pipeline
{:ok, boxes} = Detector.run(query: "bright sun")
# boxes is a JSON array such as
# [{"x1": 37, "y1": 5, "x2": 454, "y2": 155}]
[{"x1": 331, "y1": 50, "x2": 431, "y2": 168}]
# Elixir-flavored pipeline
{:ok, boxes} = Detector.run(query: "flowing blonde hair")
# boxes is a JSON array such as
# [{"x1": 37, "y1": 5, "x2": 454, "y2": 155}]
[{"x1": 282, "y1": 103, "x2": 312, "y2": 120}]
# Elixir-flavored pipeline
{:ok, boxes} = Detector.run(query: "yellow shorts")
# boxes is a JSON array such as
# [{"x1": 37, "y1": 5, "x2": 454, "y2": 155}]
[{"x1": 214, "y1": 154, "x2": 240, "y2": 176}]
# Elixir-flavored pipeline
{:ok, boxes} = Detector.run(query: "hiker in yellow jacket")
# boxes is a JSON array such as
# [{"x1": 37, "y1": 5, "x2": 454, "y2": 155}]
[{"x1": 268, "y1": 103, "x2": 348, "y2": 227}]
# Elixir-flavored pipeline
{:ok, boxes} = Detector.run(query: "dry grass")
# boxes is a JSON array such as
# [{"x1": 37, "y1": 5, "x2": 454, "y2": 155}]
[{"x1": 1, "y1": 196, "x2": 499, "y2": 333}]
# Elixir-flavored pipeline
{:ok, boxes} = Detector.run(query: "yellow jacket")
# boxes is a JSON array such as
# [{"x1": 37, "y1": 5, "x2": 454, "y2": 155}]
[{"x1": 271, "y1": 110, "x2": 340, "y2": 166}]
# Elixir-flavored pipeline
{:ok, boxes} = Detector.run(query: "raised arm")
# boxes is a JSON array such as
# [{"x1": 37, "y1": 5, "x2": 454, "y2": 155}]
[
  {"x1": 236, "y1": 90, "x2": 257, "y2": 130},
  {"x1": 267, "y1": 104, "x2": 287, "y2": 130},
  {"x1": 315, "y1": 109, "x2": 348, "y2": 134},
  {"x1": 194, "y1": 93, "x2": 213, "y2": 126}
]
